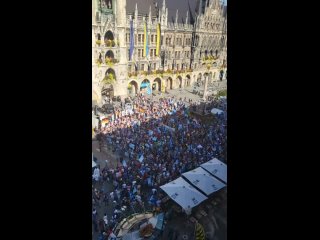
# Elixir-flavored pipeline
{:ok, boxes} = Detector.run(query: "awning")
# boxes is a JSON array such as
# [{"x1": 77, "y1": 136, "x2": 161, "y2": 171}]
[
  {"x1": 211, "y1": 108, "x2": 223, "y2": 115},
  {"x1": 182, "y1": 167, "x2": 226, "y2": 196},
  {"x1": 160, "y1": 177, "x2": 207, "y2": 211},
  {"x1": 140, "y1": 82, "x2": 150, "y2": 88},
  {"x1": 92, "y1": 160, "x2": 97, "y2": 168},
  {"x1": 201, "y1": 158, "x2": 227, "y2": 183}
]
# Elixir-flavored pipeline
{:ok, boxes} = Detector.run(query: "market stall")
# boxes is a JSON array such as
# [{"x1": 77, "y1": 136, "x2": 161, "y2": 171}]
[
  {"x1": 201, "y1": 158, "x2": 227, "y2": 183},
  {"x1": 160, "y1": 177, "x2": 207, "y2": 213},
  {"x1": 182, "y1": 167, "x2": 226, "y2": 196}
]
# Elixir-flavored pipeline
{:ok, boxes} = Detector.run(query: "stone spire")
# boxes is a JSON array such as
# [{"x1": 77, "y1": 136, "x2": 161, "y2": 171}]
[
  {"x1": 199, "y1": 0, "x2": 203, "y2": 14},
  {"x1": 186, "y1": 10, "x2": 189, "y2": 25},
  {"x1": 165, "y1": 7, "x2": 168, "y2": 26},
  {"x1": 175, "y1": 9, "x2": 179, "y2": 26},
  {"x1": 135, "y1": 3, "x2": 138, "y2": 19},
  {"x1": 149, "y1": 5, "x2": 152, "y2": 25},
  {"x1": 162, "y1": 0, "x2": 166, "y2": 12}
]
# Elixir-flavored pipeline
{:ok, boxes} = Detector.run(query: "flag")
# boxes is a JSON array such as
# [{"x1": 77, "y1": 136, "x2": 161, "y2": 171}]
[
  {"x1": 129, "y1": 19, "x2": 134, "y2": 61},
  {"x1": 156, "y1": 23, "x2": 161, "y2": 56},
  {"x1": 143, "y1": 21, "x2": 149, "y2": 57}
]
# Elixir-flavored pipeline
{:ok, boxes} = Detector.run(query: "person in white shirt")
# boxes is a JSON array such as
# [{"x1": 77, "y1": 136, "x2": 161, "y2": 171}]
[{"x1": 103, "y1": 213, "x2": 108, "y2": 227}]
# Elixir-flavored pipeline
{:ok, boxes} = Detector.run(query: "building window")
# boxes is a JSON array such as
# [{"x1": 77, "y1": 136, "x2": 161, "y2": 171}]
[
  {"x1": 141, "y1": 64, "x2": 144, "y2": 71},
  {"x1": 154, "y1": 63, "x2": 156, "y2": 70},
  {"x1": 155, "y1": 35, "x2": 157, "y2": 44},
  {"x1": 151, "y1": 35, "x2": 154, "y2": 43},
  {"x1": 138, "y1": 49, "x2": 141, "y2": 57},
  {"x1": 138, "y1": 34, "x2": 142, "y2": 44},
  {"x1": 177, "y1": 64, "x2": 179, "y2": 70}
]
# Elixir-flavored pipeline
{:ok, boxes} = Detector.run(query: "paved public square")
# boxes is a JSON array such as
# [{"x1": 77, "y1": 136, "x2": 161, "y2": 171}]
[{"x1": 92, "y1": 81, "x2": 227, "y2": 240}]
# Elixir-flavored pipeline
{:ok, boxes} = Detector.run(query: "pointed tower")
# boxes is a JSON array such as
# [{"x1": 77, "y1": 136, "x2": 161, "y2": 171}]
[
  {"x1": 115, "y1": 0, "x2": 128, "y2": 95},
  {"x1": 175, "y1": 9, "x2": 179, "y2": 27},
  {"x1": 199, "y1": 0, "x2": 203, "y2": 15},
  {"x1": 149, "y1": 5, "x2": 152, "y2": 26},
  {"x1": 186, "y1": 11, "x2": 189, "y2": 26},
  {"x1": 165, "y1": 8, "x2": 168, "y2": 26},
  {"x1": 161, "y1": 0, "x2": 166, "y2": 27}
]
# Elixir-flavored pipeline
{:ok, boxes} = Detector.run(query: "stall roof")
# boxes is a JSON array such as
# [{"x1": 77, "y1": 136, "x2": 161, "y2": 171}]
[
  {"x1": 201, "y1": 158, "x2": 227, "y2": 183},
  {"x1": 160, "y1": 177, "x2": 207, "y2": 210},
  {"x1": 182, "y1": 167, "x2": 226, "y2": 196}
]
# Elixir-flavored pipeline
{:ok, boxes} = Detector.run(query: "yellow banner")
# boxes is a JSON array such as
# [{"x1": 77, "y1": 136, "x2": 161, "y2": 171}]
[
  {"x1": 156, "y1": 23, "x2": 161, "y2": 56},
  {"x1": 143, "y1": 22, "x2": 147, "y2": 57}
]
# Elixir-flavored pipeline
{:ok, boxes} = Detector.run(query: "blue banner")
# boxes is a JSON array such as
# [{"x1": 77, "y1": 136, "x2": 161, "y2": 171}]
[{"x1": 129, "y1": 19, "x2": 134, "y2": 61}]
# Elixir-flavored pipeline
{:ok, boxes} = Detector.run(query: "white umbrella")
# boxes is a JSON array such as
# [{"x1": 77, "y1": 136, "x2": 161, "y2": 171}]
[
  {"x1": 201, "y1": 158, "x2": 227, "y2": 183},
  {"x1": 211, "y1": 108, "x2": 223, "y2": 115},
  {"x1": 182, "y1": 167, "x2": 226, "y2": 196},
  {"x1": 160, "y1": 177, "x2": 207, "y2": 211}
]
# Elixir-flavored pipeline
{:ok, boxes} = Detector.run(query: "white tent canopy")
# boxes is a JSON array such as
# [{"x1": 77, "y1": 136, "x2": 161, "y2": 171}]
[
  {"x1": 160, "y1": 177, "x2": 207, "y2": 211},
  {"x1": 201, "y1": 158, "x2": 227, "y2": 183},
  {"x1": 92, "y1": 160, "x2": 97, "y2": 168},
  {"x1": 182, "y1": 167, "x2": 226, "y2": 196},
  {"x1": 211, "y1": 108, "x2": 224, "y2": 115}
]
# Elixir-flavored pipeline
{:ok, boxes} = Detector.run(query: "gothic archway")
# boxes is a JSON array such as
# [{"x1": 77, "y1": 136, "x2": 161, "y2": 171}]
[
  {"x1": 104, "y1": 30, "x2": 114, "y2": 41},
  {"x1": 140, "y1": 79, "x2": 150, "y2": 94},
  {"x1": 186, "y1": 74, "x2": 191, "y2": 87},
  {"x1": 104, "y1": 30, "x2": 115, "y2": 47},
  {"x1": 105, "y1": 68, "x2": 116, "y2": 81},
  {"x1": 128, "y1": 80, "x2": 139, "y2": 95},
  {"x1": 177, "y1": 75, "x2": 183, "y2": 88},
  {"x1": 153, "y1": 78, "x2": 161, "y2": 91},
  {"x1": 166, "y1": 77, "x2": 173, "y2": 90},
  {"x1": 105, "y1": 50, "x2": 114, "y2": 59},
  {"x1": 220, "y1": 70, "x2": 224, "y2": 81}
]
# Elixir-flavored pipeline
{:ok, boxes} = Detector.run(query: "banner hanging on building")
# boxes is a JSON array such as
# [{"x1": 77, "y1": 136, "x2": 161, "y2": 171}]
[
  {"x1": 156, "y1": 23, "x2": 161, "y2": 56},
  {"x1": 143, "y1": 21, "x2": 149, "y2": 57},
  {"x1": 129, "y1": 19, "x2": 134, "y2": 61}
]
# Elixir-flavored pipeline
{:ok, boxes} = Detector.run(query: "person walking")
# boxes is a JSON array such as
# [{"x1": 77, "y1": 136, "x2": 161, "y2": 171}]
[{"x1": 103, "y1": 192, "x2": 109, "y2": 206}]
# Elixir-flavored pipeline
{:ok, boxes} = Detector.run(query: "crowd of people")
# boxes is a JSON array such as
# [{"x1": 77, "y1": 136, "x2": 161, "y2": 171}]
[{"x1": 92, "y1": 94, "x2": 227, "y2": 240}]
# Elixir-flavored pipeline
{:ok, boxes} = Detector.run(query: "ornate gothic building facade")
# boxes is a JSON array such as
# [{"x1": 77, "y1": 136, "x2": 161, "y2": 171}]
[{"x1": 92, "y1": 0, "x2": 227, "y2": 104}]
